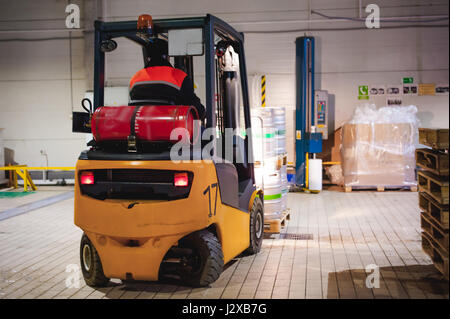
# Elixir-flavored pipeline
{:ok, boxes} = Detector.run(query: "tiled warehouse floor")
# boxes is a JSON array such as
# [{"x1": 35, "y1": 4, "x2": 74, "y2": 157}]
[{"x1": 0, "y1": 188, "x2": 448, "y2": 299}]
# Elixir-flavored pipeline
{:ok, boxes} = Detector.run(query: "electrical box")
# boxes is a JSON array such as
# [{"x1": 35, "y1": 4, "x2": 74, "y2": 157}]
[
  {"x1": 305, "y1": 132, "x2": 322, "y2": 153},
  {"x1": 314, "y1": 90, "x2": 328, "y2": 140}
]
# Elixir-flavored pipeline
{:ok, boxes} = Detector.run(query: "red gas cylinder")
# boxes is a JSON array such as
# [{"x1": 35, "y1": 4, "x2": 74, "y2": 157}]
[{"x1": 91, "y1": 105, "x2": 199, "y2": 143}]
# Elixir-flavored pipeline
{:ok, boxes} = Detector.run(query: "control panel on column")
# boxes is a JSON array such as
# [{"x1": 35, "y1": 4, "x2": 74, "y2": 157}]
[{"x1": 314, "y1": 90, "x2": 328, "y2": 140}]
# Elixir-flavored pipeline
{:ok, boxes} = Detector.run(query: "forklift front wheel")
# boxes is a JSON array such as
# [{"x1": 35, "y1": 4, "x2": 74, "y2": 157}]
[
  {"x1": 80, "y1": 234, "x2": 110, "y2": 287},
  {"x1": 245, "y1": 196, "x2": 264, "y2": 254},
  {"x1": 178, "y1": 230, "x2": 224, "y2": 287}
]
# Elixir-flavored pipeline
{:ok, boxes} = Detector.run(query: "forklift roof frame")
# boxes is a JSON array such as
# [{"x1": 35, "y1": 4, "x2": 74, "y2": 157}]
[{"x1": 93, "y1": 14, "x2": 251, "y2": 131}]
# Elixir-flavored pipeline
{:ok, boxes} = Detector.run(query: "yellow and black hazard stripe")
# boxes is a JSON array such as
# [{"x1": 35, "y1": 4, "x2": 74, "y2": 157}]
[{"x1": 261, "y1": 75, "x2": 266, "y2": 107}]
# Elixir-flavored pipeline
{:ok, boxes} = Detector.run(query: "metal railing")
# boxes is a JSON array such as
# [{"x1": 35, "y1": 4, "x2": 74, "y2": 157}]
[{"x1": 0, "y1": 166, "x2": 75, "y2": 191}]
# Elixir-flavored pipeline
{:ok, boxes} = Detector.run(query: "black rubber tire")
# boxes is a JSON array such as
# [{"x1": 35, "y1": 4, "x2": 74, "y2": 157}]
[
  {"x1": 178, "y1": 230, "x2": 224, "y2": 287},
  {"x1": 80, "y1": 234, "x2": 110, "y2": 287},
  {"x1": 245, "y1": 196, "x2": 264, "y2": 254}
]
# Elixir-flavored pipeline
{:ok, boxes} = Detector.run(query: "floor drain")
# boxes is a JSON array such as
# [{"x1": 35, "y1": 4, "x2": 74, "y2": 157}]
[{"x1": 279, "y1": 233, "x2": 313, "y2": 240}]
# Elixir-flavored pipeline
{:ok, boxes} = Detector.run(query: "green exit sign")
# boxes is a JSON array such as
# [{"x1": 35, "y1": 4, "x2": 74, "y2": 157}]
[{"x1": 403, "y1": 77, "x2": 413, "y2": 84}]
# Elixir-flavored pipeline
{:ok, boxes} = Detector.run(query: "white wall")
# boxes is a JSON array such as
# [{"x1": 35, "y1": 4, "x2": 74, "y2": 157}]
[
  {"x1": 0, "y1": 0, "x2": 86, "y2": 167},
  {"x1": 0, "y1": 0, "x2": 448, "y2": 166}
]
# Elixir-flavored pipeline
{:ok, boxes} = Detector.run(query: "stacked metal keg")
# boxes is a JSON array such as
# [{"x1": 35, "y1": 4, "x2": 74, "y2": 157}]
[
  {"x1": 251, "y1": 107, "x2": 288, "y2": 220},
  {"x1": 271, "y1": 107, "x2": 288, "y2": 214}
]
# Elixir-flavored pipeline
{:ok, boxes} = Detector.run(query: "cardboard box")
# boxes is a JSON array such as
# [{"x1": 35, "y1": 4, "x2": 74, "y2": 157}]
[
  {"x1": 341, "y1": 123, "x2": 416, "y2": 187},
  {"x1": 331, "y1": 126, "x2": 342, "y2": 162},
  {"x1": 331, "y1": 146, "x2": 341, "y2": 163},
  {"x1": 318, "y1": 127, "x2": 343, "y2": 163}
]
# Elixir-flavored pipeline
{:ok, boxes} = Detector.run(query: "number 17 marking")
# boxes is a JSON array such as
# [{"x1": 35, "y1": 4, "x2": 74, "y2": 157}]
[{"x1": 203, "y1": 183, "x2": 218, "y2": 217}]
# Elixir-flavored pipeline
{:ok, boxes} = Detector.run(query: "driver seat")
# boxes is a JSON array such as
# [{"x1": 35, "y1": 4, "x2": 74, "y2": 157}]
[{"x1": 129, "y1": 83, "x2": 182, "y2": 106}]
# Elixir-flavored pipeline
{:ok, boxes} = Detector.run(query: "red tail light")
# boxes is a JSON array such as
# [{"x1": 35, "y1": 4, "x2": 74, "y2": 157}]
[
  {"x1": 174, "y1": 172, "x2": 188, "y2": 187},
  {"x1": 80, "y1": 171, "x2": 95, "y2": 185}
]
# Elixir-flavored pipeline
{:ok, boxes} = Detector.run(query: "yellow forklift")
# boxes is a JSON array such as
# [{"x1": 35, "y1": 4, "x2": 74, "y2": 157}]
[{"x1": 72, "y1": 14, "x2": 263, "y2": 287}]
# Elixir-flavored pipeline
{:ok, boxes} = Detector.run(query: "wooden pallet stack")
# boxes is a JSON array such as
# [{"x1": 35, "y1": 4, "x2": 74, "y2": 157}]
[{"x1": 416, "y1": 128, "x2": 449, "y2": 280}]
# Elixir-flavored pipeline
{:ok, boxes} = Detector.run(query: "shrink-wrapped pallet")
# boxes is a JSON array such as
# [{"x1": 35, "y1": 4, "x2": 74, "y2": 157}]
[{"x1": 341, "y1": 105, "x2": 418, "y2": 188}]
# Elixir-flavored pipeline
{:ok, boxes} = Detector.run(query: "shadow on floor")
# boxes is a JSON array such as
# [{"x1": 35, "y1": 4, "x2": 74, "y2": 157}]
[
  {"x1": 101, "y1": 258, "x2": 240, "y2": 296},
  {"x1": 327, "y1": 264, "x2": 449, "y2": 299}
]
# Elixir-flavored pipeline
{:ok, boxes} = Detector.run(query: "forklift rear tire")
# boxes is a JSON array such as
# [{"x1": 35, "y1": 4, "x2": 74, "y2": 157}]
[
  {"x1": 80, "y1": 234, "x2": 110, "y2": 287},
  {"x1": 178, "y1": 230, "x2": 224, "y2": 287},
  {"x1": 245, "y1": 196, "x2": 264, "y2": 254}
]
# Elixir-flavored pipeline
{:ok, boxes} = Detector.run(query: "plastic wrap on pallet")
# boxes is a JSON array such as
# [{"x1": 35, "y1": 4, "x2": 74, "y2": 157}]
[
  {"x1": 326, "y1": 164, "x2": 344, "y2": 186},
  {"x1": 341, "y1": 104, "x2": 418, "y2": 188}
]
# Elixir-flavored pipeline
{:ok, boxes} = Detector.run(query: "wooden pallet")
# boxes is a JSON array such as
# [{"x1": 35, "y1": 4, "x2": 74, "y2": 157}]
[
  {"x1": 419, "y1": 191, "x2": 449, "y2": 229},
  {"x1": 264, "y1": 209, "x2": 291, "y2": 234},
  {"x1": 415, "y1": 148, "x2": 449, "y2": 176},
  {"x1": 419, "y1": 128, "x2": 449, "y2": 150},
  {"x1": 275, "y1": 154, "x2": 288, "y2": 170},
  {"x1": 344, "y1": 185, "x2": 417, "y2": 193},
  {"x1": 421, "y1": 231, "x2": 449, "y2": 280},
  {"x1": 417, "y1": 170, "x2": 449, "y2": 205},
  {"x1": 421, "y1": 212, "x2": 449, "y2": 252}
]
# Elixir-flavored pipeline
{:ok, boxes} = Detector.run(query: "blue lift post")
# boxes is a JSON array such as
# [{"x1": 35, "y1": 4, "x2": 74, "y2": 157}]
[{"x1": 295, "y1": 36, "x2": 322, "y2": 187}]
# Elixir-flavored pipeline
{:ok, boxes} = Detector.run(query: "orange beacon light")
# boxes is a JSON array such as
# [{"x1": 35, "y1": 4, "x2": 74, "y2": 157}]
[{"x1": 137, "y1": 14, "x2": 154, "y2": 35}]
